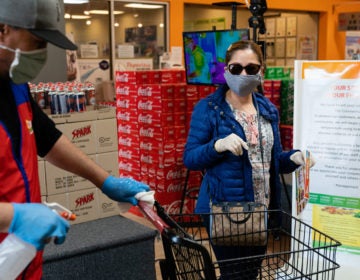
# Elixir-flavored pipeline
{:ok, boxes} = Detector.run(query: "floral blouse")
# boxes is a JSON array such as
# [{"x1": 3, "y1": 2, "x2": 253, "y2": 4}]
[{"x1": 230, "y1": 104, "x2": 274, "y2": 206}]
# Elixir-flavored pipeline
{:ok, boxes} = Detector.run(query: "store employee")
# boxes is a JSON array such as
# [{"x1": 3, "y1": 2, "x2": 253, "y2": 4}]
[{"x1": 0, "y1": 0, "x2": 149, "y2": 279}]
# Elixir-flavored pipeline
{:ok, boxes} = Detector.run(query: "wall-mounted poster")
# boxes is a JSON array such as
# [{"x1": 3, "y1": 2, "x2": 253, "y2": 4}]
[
  {"x1": 125, "y1": 25, "x2": 157, "y2": 57},
  {"x1": 77, "y1": 59, "x2": 110, "y2": 83},
  {"x1": 345, "y1": 31, "x2": 360, "y2": 59},
  {"x1": 80, "y1": 44, "x2": 99, "y2": 58},
  {"x1": 298, "y1": 36, "x2": 316, "y2": 60}
]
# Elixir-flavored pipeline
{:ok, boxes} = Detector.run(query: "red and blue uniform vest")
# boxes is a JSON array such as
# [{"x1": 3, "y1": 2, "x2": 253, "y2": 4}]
[{"x1": 0, "y1": 83, "x2": 43, "y2": 279}]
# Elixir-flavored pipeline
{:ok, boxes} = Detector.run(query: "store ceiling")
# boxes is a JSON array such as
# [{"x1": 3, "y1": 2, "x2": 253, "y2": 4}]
[{"x1": 64, "y1": 1, "x2": 164, "y2": 18}]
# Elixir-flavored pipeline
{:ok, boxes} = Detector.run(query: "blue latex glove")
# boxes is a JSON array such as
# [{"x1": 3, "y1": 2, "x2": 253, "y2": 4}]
[
  {"x1": 9, "y1": 203, "x2": 70, "y2": 251},
  {"x1": 101, "y1": 176, "x2": 150, "y2": 205}
]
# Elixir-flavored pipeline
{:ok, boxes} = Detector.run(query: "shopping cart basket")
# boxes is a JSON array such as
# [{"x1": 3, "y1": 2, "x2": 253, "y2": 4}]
[{"x1": 138, "y1": 201, "x2": 341, "y2": 280}]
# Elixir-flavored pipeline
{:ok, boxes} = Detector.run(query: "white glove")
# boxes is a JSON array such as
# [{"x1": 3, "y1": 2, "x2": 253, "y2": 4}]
[
  {"x1": 214, "y1": 133, "x2": 249, "y2": 156},
  {"x1": 290, "y1": 151, "x2": 316, "y2": 168}
]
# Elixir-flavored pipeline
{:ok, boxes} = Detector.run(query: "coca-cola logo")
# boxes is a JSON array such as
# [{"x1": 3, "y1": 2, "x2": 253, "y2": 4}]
[
  {"x1": 119, "y1": 162, "x2": 132, "y2": 171},
  {"x1": 166, "y1": 200, "x2": 184, "y2": 215},
  {"x1": 138, "y1": 100, "x2": 152, "y2": 110},
  {"x1": 138, "y1": 114, "x2": 152, "y2": 124},
  {"x1": 75, "y1": 192, "x2": 95, "y2": 207},
  {"x1": 118, "y1": 124, "x2": 131, "y2": 133},
  {"x1": 72, "y1": 125, "x2": 91, "y2": 139},
  {"x1": 186, "y1": 86, "x2": 197, "y2": 93},
  {"x1": 117, "y1": 86, "x2": 130, "y2": 95},
  {"x1": 166, "y1": 169, "x2": 182, "y2": 180},
  {"x1": 116, "y1": 111, "x2": 130, "y2": 121},
  {"x1": 156, "y1": 182, "x2": 165, "y2": 192},
  {"x1": 117, "y1": 99, "x2": 130, "y2": 108},
  {"x1": 139, "y1": 127, "x2": 154, "y2": 137},
  {"x1": 116, "y1": 73, "x2": 128, "y2": 82},
  {"x1": 118, "y1": 149, "x2": 132, "y2": 159},
  {"x1": 140, "y1": 154, "x2": 153, "y2": 164},
  {"x1": 163, "y1": 143, "x2": 175, "y2": 150},
  {"x1": 138, "y1": 86, "x2": 153, "y2": 96},
  {"x1": 140, "y1": 142, "x2": 152, "y2": 150},
  {"x1": 167, "y1": 183, "x2": 183, "y2": 192},
  {"x1": 118, "y1": 137, "x2": 132, "y2": 146}
]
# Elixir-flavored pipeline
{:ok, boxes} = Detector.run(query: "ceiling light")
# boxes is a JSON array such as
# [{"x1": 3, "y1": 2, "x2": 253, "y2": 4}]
[
  {"x1": 64, "y1": 0, "x2": 89, "y2": 4},
  {"x1": 64, "y1": 13, "x2": 71, "y2": 19},
  {"x1": 88, "y1": 10, "x2": 124, "y2": 15},
  {"x1": 86, "y1": 20, "x2": 92, "y2": 25},
  {"x1": 71, "y1": 15, "x2": 91, "y2": 19},
  {"x1": 125, "y1": 3, "x2": 163, "y2": 9}
]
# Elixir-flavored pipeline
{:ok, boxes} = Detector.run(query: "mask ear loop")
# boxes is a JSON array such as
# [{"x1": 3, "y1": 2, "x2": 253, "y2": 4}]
[
  {"x1": 0, "y1": 45, "x2": 20, "y2": 79},
  {"x1": 9, "y1": 49, "x2": 20, "y2": 79}
]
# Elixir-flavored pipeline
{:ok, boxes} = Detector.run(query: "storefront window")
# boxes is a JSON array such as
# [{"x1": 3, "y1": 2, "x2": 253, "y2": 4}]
[{"x1": 64, "y1": 0, "x2": 168, "y2": 82}]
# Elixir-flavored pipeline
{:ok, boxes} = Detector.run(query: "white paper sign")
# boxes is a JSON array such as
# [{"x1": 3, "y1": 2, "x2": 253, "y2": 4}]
[{"x1": 80, "y1": 44, "x2": 99, "y2": 58}]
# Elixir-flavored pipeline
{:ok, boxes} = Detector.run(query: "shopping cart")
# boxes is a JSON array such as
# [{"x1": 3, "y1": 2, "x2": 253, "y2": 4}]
[{"x1": 138, "y1": 201, "x2": 341, "y2": 280}]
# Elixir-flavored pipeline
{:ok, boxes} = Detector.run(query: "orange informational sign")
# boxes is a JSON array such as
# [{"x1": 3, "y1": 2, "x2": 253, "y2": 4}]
[
  {"x1": 301, "y1": 61, "x2": 360, "y2": 79},
  {"x1": 293, "y1": 60, "x2": 360, "y2": 280}
]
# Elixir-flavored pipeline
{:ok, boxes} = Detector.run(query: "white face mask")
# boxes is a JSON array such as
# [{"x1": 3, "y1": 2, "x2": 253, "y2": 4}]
[
  {"x1": 224, "y1": 70, "x2": 262, "y2": 97},
  {"x1": 0, "y1": 45, "x2": 47, "y2": 84}
]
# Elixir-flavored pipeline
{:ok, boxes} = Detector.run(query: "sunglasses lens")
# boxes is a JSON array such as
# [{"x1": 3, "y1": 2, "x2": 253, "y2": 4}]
[
  {"x1": 227, "y1": 63, "x2": 260, "y2": 75},
  {"x1": 245, "y1": 64, "x2": 261, "y2": 75},
  {"x1": 228, "y1": 64, "x2": 243, "y2": 75}
]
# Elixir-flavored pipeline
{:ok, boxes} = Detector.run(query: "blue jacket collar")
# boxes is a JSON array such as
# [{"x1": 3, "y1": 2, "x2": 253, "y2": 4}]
[{"x1": 208, "y1": 84, "x2": 278, "y2": 122}]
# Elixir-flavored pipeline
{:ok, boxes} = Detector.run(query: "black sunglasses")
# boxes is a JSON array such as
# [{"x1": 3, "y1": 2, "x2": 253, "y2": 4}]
[{"x1": 227, "y1": 63, "x2": 261, "y2": 75}]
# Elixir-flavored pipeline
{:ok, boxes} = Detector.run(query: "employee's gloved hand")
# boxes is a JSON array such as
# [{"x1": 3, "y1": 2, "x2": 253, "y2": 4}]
[
  {"x1": 214, "y1": 133, "x2": 249, "y2": 156},
  {"x1": 101, "y1": 176, "x2": 150, "y2": 205},
  {"x1": 290, "y1": 151, "x2": 316, "y2": 168},
  {"x1": 9, "y1": 203, "x2": 70, "y2": 251}
]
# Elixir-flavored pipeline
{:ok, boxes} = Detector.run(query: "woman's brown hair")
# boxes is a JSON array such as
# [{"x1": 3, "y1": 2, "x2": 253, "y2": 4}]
[{"x1": 225, "y1": 40, "x2": 264, "y2": 66}]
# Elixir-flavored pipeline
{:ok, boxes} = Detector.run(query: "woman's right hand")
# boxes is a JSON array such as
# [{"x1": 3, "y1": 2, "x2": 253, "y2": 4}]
[{"x1": 214, "y1": 133, "x2": 249, "y2": 156}]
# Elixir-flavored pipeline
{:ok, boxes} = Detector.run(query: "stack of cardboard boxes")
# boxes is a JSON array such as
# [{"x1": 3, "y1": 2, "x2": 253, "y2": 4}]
[{"x1": 39, "y1": 107, "x2": 119, "y2": 224}]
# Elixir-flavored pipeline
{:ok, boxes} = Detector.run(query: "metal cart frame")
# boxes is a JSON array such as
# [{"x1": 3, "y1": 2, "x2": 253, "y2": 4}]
[{"x1": 150, "y1": 201, "x2": 341, "y2": 280}]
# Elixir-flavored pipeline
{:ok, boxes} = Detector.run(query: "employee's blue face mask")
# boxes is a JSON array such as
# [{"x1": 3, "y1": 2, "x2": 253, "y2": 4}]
[{"x1": 0, "y1": 44, "x2": 47, "y2": 84}]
